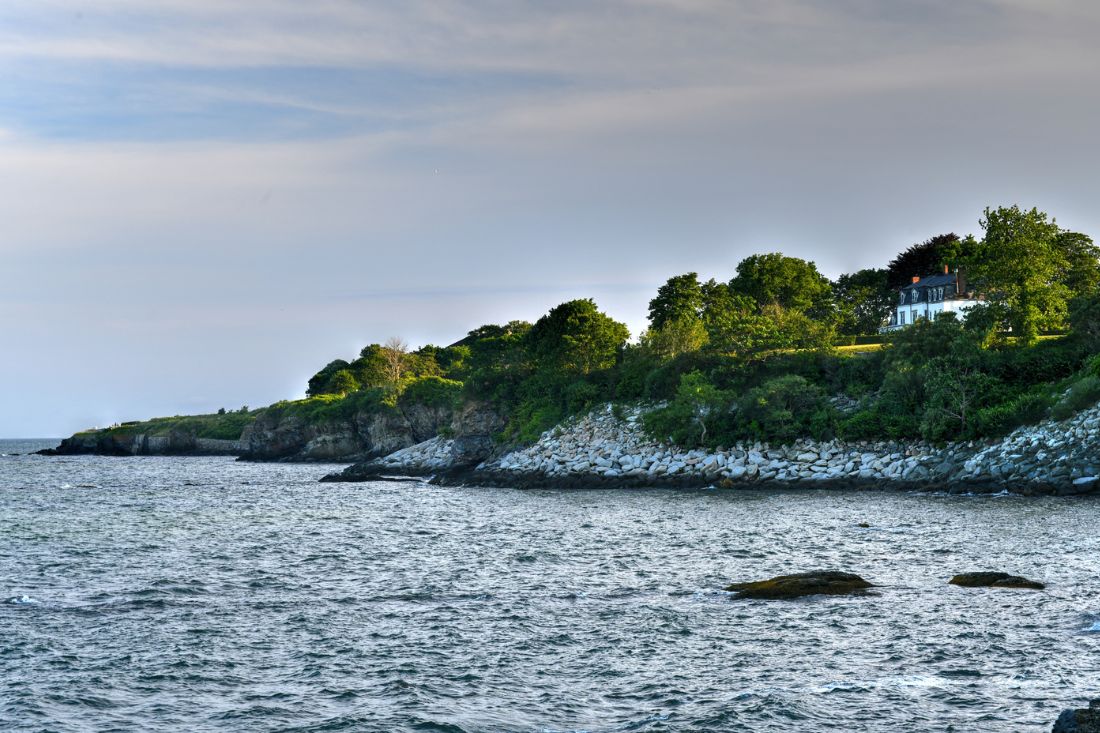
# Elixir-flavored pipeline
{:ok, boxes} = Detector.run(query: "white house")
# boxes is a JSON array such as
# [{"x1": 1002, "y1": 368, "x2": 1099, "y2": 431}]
[{"x1": 884, "y1": 266, "x2": 983, "y2": 330}]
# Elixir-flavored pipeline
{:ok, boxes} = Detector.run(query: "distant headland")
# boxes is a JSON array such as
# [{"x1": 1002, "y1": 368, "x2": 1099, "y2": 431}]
[{"x1": 43, "y1": 205, "x2": 1100, "y2": 495}]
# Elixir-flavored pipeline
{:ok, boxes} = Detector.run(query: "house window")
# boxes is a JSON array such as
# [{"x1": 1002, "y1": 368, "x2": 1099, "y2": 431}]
[{"x1": 900, "y1": 311, "x2": 906, "y2": 325}]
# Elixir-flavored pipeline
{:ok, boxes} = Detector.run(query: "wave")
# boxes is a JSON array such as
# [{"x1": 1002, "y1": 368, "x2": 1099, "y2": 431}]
[{"x1": 7, "y1": 595, "x2": 40, "y2": 605}]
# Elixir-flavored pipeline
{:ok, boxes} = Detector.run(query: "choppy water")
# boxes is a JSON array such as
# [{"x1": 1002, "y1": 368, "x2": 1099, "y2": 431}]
[{"x1": 2, "y1": 439, "x2": 1099, "y2": 732}]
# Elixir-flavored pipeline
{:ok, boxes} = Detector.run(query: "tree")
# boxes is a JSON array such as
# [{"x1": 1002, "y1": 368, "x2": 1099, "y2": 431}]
[
  {"x1": 971, "y1": 205, "x2": 1069, "y2": 345},
  {"x1": 833, "y1": 268, "x2": 894, "y2": 335},
  {"x1": 642, "y1": 314, "x2": 709, "y2": 360},
  {"x1": 330, "y1": 369, "x2": 361, "y2": 396},
  {"x1": 730, "y1": 253, "x2": 833, "y2": 316},
  {"x1": 920, "y1": 330, "x2": 993, "y2": 441},
  {"x1": 886, "y1": 233, "x2": 970, "y2": 290},
  {"x1": 642, "y1": 370, "x2": 731, "y2": 447},
  {"x1": 648, "y1": 273, "x2": 704, "y2": 330},
  {"x1": 381, "y1": 337, "x2": 409, "y2": 385},
  {"x1": 527, "y1": 299, "x2": 630, "y2": 374},
  {"x1": 307, "y1": 359, "x2": 351, "y2": 396},
  {"x1": 1055, "y1": 231, "x2": 1100, "y2": 296}
]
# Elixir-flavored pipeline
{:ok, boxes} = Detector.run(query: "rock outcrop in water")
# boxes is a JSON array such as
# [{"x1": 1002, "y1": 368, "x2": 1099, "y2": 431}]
[
  {"x1": 40, "y1": 430, "x2": 244, "y2": 457},
  {"x1": 949, "y1": 572, "x2": 1045, "y2": 590},
  {"x1": 725, "y1": 571, "x2": 874, "y2": 599},
  {"x1": 44, "y1": 401, "x2": 506, "y2": 464},
  {"x1": 319, "y1": 402, "x2": 507, "y2": 480},
  {"x1": 239, "y1": 402, "x2": 454, "y2": 461},
  {"x1": 1053, "y1": 698, "x2": 1100, "y2": 732}
]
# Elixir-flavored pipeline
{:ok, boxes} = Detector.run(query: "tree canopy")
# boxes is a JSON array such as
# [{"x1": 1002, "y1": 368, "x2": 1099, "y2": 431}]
[
  {"x1": 648, "y1": 273, "x2": 704, "y2": 330},
  {"x1": 527, "y1": 299, "x2": 630, "y2": 374},
  {"x1": 886, "y1": 233, "x2": 967, "y2": 290},
  {"x1": 970, "y1": 205, "x2": 1069, "y2": 344},
  {"x1": 730, "y1": 253, "x2": 832, "y2": 316}
]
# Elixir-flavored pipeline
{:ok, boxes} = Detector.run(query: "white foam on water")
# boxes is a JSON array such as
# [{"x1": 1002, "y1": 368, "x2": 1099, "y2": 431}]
[
  {"x1": 60, "y1": 483, "x2": 72, "y2": 489},
  {"x1": 8, "y1": 595, "x2": 40, "y2": 605}
]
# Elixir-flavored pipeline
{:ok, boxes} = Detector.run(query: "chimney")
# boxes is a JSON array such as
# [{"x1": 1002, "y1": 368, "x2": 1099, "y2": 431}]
[
  {"x1": 943, "y1": 264, "x2": 949, "y2": 274},
  {"x1": 957, "y1": 268, "x2": 967, "y2": 295},
  {"x1": 911, "y1": 276, "x2": 920, "y2": 284}
]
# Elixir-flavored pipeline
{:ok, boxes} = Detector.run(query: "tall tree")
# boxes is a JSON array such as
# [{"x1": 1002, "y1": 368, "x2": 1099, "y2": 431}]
[
  {"x1": 1054, "y1": 231, "x2": 1100, "y2": 296},
  {"x1": 886, "y1": 233, "x2": 965, "y2": 290},
  {"x1": 648, "y1": 273, "x2": 704, "y2": 330},
  {"x1": 972, "y1": 205, "x2": 1068, "y2": 345},
  {"x1": 833, "y1": 268, "x2": 894, "y2": 335},
  {"x1": 527, "y1": 299, "x2": 630, "y2": 374},
  {"x1": 306, "y1": 359, "x2": 351, "y2": 396},
  {"x1": 642, "y1": 314, "x2": 709, "y2": 360},
  {"x1": 730, "y1": 253, "x2": 832, "y2": 316}
]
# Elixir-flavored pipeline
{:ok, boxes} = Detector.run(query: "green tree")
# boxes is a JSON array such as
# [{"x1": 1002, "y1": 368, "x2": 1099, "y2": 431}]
[
  {"x1": 971, "y1": 205, "x2": 1069, "y2": 344},
  {"x1": 833, "y1": 268, "x2": 894, "y2": 335},
  {"x1": 642, "y1": 370, "x2": 731, "y2": 446},
  {"x1": 736, "y1": 375, "x2": 834, "y2": 443},
  {"x1": 330, "y1": 369, "x2": 361, "y2": 396},
  {"x1": 920, "y1": 331, "x2": 993, "y2": 441},
  {"x1": 1055, "y1": 231, "x2": 1100, "y2": 296},
  {"x1": 527, "y1": 299, "x2": 630, "y2": 374},
  {"x1": 648, "y1": 273, "x2": 704, "y2": 330},
  {"x1": 699, "y1": 282, "x2": 771, "y2": 353},
  {"x1": 306, "y1": 359, "x2": 351, "y2": 396},
  {"x1": 730, "y1": 253, "x2": 833, "y2": 316},
  {"x1": 642, "y1": 313, "x2": 709, "y2": 360},
  {"x1": 886, "y1": 233, "x2": 968, "y2": 290}
]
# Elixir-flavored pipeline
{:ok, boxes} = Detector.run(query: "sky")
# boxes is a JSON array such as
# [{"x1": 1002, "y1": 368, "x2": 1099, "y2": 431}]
[{"x1": 4, "y1": 0, "x2": 1100, "y2": 437}]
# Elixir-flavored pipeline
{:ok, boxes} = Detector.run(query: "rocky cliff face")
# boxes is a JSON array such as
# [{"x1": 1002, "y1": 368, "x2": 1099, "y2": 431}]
[
  {"x1": 42, "y1": 400, "x2": 504, "y2": 462},
  {"x1": 42, "y1": 430, "x2": 243, "y2": 456},
  {"x1": 239, "y1": 401, "x2": 505, "y2": 462}
]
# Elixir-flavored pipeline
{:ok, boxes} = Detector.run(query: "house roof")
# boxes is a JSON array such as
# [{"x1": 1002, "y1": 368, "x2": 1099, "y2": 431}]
[{"x1": 901, "y1": 273, "x2": 957, "y2": 290}]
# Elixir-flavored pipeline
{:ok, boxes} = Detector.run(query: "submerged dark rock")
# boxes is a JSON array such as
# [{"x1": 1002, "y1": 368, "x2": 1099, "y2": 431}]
[
  {"x1": 949, "y1": 572, "x2": 1045, "y2": 590},
  {"x1": 1053, "y1": 698, "x2": 1100, "y2": 732},
  {"x1": 725, "y1": 570, "x2": 874, "y2": 600}
]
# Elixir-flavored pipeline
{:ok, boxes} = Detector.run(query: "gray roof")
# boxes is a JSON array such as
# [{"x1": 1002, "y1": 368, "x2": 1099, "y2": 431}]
[{"x1": 901, "y1": 273, "x2": 957, "y2": 290}]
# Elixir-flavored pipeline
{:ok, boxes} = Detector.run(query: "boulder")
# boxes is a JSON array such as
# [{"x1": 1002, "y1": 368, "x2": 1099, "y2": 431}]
[
  {"x1": 1053, "y1": 698, "x2": 1100, "y2": 732},
  {"x1": 725, "y1": 570, "x2": 873, "y2": 600},
  {"x1": 949, "y1": 572, "x2": 1045, "y2": 590}
]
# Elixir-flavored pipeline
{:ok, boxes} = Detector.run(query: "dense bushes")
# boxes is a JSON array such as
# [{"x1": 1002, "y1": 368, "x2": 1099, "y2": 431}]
[
  {"x1": 399, "y1": 376, "x2": 463, "y2": 409},
  {"x1": 643, "y1": 372, "x2": 835, "y2": 448}
]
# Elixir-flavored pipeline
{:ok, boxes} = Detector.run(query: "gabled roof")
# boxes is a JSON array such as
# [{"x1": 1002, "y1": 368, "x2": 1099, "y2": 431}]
[{"x1": 901, "y1": 273, "x2": 957, "y2": 290}]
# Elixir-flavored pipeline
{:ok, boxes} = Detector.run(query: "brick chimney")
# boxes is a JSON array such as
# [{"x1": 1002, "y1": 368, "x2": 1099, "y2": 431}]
[
  {"x1": 943, "y1": 264, "x2": 949, "y2": 274},
  {"x1": 911, "y1": 276, "x2": 920, "y2": 284}
]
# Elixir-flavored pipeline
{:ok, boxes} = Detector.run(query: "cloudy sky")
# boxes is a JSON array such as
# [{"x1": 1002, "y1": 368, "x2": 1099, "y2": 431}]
[{"x1": 4, "y1": 1, "x2": 1100, "y2": 437}]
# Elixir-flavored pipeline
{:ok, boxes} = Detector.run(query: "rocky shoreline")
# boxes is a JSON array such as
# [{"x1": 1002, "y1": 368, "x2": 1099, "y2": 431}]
[{"x1": 324, "y1": 402, "x2": 1100, "y2": 496}]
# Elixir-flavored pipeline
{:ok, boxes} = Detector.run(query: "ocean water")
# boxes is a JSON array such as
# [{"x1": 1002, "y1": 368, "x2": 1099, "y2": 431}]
[{"x1": 2, "y1": 439, "x2": 1099, "y2": 732}]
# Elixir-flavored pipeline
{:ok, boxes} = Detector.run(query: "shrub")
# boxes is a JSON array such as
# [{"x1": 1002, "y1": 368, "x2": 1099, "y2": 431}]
[
  {"x1": 736, "y1": 375, "x2": 835, "y2": 443},
  {"x1": 971, "y1": 390, "x2": 1052, "y2": 437},
  {"x1": 399, "y1": 376, "x2": 463, "y2": 408},
  {"x1": 642, "y1": 371, "x2": 732, "y2": 447},
  {"x1": 837, "y1": 409, "x2": 882, "y2": 441},
  {"x1": 1051, "y1": 375, "x2": 1100, "y2": 420},
  {"x1": 564, "y1": 381, "x2": 602, "y2": 414}
]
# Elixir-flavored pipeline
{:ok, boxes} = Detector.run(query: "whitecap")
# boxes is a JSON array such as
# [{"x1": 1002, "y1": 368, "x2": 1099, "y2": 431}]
[
  {"x1": 60, "y1": 483, "x2": 73, "y2": 489},
  {"x1": 8, "y1": 595, "x2": 40, "y2": 605}
]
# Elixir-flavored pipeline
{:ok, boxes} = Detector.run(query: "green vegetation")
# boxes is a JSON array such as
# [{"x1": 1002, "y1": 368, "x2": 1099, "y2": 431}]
[
  {"x1": 82, "y1": 409, "x2": 258, "y2": 441},
  {"x1": 84, "y1": 204, "x2": 1100, "y2": 452},
  {"x1": 288, "y1": 204, "x2": 1100, "y2": 449}
]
